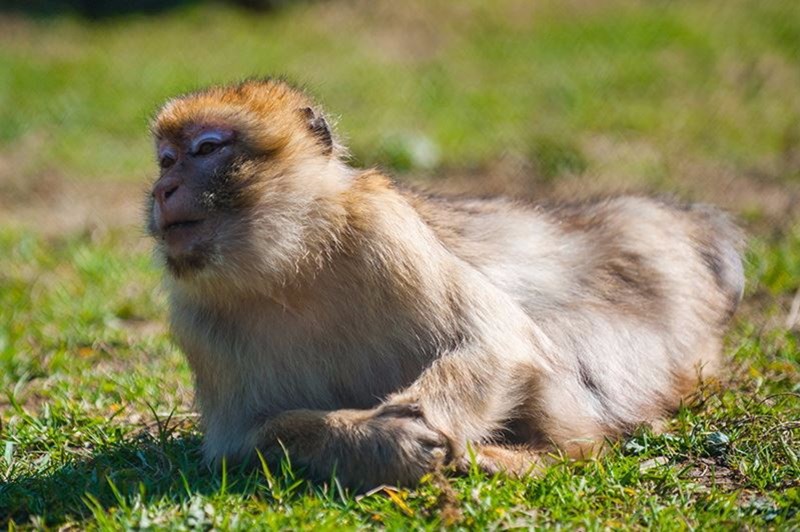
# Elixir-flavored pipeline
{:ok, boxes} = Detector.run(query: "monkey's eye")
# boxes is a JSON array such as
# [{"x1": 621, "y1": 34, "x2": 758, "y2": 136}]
[
  {"x1": 159, "y1": 154, "x2": 176, "y2": 169},
  {"x1": 195, "y1": 141, "x2": 220, "y2": 156},
  {"x1": 189, "y1": 129, "x2": 234, "y2": 157}
]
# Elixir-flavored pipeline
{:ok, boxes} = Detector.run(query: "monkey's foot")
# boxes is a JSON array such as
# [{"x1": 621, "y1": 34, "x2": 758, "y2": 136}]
[{"x1": 455, "y1": 444, "x2": 547, "y2": 477}]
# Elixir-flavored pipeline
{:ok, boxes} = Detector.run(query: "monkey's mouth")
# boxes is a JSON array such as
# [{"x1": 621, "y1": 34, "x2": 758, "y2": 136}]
[
  {"x1": 163, "y1": 219, "x2": 204, "y2": 233},
  {"x1": 161, "y1": 219, "x2": 207, "y2": 253}
]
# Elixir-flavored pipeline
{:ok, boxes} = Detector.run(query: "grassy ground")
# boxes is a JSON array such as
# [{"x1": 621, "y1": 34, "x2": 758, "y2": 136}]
[{"x1": 1, "y1": 0, "x2": 799, "y2": 528}]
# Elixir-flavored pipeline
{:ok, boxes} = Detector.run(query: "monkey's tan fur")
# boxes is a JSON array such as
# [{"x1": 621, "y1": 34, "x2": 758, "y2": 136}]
[{"x1": 148, "y1": 79, "x2": 744, "y2": 488}]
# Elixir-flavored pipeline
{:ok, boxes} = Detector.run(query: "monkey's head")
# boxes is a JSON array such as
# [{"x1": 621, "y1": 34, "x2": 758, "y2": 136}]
[{"x1": 147, "y1": 79, "x2": 349, "y2": 292}]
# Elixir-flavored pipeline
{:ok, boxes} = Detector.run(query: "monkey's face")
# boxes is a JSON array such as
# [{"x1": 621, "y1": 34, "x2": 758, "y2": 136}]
[
  {"x1": 148, "y1": 80, "x2": 342, "y2": 285},
  {"x1": 147, "y1": 122, "x2": 243, "y2": 276}
]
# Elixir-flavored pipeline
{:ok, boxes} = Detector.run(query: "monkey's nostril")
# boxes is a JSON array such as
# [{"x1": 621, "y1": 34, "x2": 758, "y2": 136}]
[
  {"x1": 153, "y1": 181, "x2": 180, "y2": 205},
  {"x1": 164, "y1": 184, "x2": 178, "y2": 200}
]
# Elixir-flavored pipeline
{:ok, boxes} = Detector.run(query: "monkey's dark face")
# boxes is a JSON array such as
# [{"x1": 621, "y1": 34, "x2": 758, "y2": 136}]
[{"x1": 148, "y1": 123, "x2": 245, "y2": 276}]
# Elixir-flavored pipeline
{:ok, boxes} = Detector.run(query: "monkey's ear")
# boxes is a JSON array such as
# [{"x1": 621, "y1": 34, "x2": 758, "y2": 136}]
[{"x1": 299, "y1": 106, "x2": 333, "y2": 156}]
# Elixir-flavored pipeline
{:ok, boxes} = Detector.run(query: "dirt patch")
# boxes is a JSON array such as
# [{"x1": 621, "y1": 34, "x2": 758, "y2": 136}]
[
  {"x1": 0, "y1": 133, "x2": 145, "y2": 236},
  {"x1": 640, "y1": 455, "x2": 747, "y2": 492},
  {"x1": 0, "y1": 175, "x2": 145, "y2": 236},
  {"x1": 678, "y1": 457, "x2": 741, "y2": 492}
]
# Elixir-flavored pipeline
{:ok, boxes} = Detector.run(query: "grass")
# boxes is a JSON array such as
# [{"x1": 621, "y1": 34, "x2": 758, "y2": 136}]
[{"x1": 1, "y1": 0, "x2": 799, "y2": 529}]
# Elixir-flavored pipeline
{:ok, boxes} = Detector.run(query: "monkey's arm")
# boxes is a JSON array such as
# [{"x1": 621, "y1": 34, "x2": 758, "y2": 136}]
[
  {"x1": 247, "y1": 277, "x2": 553, "y2": 488},
  {"x1": 247, "y1": 403, "x2": 451, "y2": 488},
  {"x1": 382, "y1": 338, "x2": 551, "y2": 477},
  {"x1": 248, "y1": 347, "x2": 546, "y2": 487}
]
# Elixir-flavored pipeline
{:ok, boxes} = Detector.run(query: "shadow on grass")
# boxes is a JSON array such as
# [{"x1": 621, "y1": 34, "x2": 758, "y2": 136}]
[
  {"x1": 0, "y1": 432, "x2": 307, "y2": 527},
  {"x1": 0, "y1": 0, "x2": 295, "y2": 19},
  {"x1": 0, "y1": 0, "x2": 198, "y2": 18}
]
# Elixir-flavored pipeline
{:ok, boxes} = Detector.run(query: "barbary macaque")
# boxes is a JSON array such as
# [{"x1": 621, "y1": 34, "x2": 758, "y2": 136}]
[{"x1": 146, "y1": 79, "x2": 744, "y2": 488}]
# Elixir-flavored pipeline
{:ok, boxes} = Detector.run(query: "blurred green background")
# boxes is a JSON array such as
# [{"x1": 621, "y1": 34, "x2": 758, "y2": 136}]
[
  {"x1": 1, "y1": 0, "x2": 798, "y2": 188},
  {"x1": 1, "y1": 0, "x2": 799, "y2": 528}
]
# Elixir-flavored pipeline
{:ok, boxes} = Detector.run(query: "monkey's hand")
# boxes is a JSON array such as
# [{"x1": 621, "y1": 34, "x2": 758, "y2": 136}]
[{"x1": 248, "y1": 403, "x2": 452, "y2": 489}]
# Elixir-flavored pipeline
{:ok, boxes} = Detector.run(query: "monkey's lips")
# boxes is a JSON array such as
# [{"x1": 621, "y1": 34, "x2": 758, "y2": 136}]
[{"x1": 160, "y1": 218, "x2": 207, "y2": 254}]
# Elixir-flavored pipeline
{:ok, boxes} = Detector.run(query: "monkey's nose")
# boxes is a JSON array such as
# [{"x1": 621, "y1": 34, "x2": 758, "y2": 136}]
[{"x1": 153, "y1": 177, "x2": 180, "y2": 207}]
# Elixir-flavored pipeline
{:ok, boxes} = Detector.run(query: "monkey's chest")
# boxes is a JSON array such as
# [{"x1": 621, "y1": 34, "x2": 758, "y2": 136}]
[{"x1": 182, "y1": 316, "x2": 430, "y2": 418}]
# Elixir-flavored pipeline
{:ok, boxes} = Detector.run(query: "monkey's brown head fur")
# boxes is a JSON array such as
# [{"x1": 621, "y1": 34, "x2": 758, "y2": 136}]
[{"x1": 147, "y1": 79, "x2": 350, "y2": 295}]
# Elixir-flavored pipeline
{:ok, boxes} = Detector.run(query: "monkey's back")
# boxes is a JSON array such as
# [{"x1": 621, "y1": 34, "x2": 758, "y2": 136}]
[
  {"x1": 418, "y1": 193, "x2": 742, "y2": 325},
  {"x1": 415, "y1": 192, "x2": 744, "y2": 427}
]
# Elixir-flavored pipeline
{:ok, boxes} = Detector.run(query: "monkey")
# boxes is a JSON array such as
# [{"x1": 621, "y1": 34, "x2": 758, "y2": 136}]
[{"x1": 146, "y1": 78, "x2": 744, "y2": 489}]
